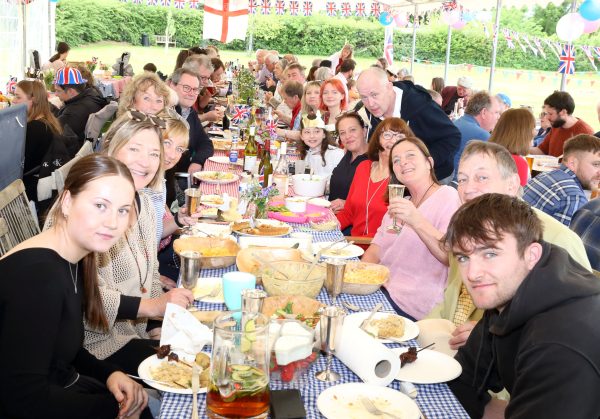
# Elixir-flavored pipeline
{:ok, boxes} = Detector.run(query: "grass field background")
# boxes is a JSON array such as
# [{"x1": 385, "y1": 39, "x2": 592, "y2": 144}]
[{"x1": 70, "y1": 41, "x2": 600, "y2": 129}]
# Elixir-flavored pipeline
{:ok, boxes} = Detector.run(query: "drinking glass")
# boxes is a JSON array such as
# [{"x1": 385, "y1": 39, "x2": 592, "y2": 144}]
[
  {"x1": 179, "y1": 251, "x2": 202, "y2": 310},
  {"x1": 315, "y1": 306, "x2": 345, "y2": 382},
  {"x1": 207, "y1": 311, "x2": 270, "y2": 419},
  {"x1": 324, "y1": 259, "x2": 346, "y2": 304},
  {"x1": 185, "y1": 188, "x2": 202, "y2": 216},
  {"x1": 387, "y1": 184, "x2": 406, "y2": 233}
]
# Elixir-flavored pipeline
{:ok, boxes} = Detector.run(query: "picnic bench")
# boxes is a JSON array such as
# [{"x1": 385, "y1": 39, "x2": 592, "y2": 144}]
[{"x1": 155, "y1": 35, "x2": 176, "y2": 47}]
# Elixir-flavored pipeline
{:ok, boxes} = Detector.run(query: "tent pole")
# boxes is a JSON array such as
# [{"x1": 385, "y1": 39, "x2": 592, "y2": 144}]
[
  {"x1": 443, "y1": 25, "x2": 452, "y2": 84},
  {"x1": 560, "y1": 0, "x2": 578, "y2": 91},
  {"x1": 410, "y1": 4, "x2": 418, "y2": 75},
  {"x1": 488, "y1": 0, "x2": 502, "y2": 92},
  {"x1": 247, "y1": 14, "x2": 254, "y2": 53},
  {"x1": 21, "y1": 2, "x2": 27, "y2": 78}
]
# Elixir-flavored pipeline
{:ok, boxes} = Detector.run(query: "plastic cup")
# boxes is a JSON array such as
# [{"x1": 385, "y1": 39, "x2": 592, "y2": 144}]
[{"x1": 222, "y1": 272, "x2": 256, "y2": 310}]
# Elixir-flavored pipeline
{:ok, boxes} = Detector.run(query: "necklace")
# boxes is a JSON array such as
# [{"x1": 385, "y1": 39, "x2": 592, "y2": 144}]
[
  {"x1": 67, "y1": 261, "x2": 78, "y2": 294},
  {"x1": 364, "y1": 162, "x2": 388, "y2": 235},
  {"x1": 125, "y1": 198, "x2": 150, "y2": 294},
  {"x1": 412, "y1": 182, "x2": 437, "y2": 208}
]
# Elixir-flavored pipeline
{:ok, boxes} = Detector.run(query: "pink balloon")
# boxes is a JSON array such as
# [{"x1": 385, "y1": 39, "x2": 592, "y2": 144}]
[
  {"x1": 583, "y1": 17, "x2": 600, "y2": 33},
  {"x1": 394, "y1": 13, "x2": 408, "y2": 27},
  {"x1": 442, "y1": 10, "x2": 460, "y2": 25},
  {"x1": 452, "y1": 20, "x2": 467, "y2": 30}
]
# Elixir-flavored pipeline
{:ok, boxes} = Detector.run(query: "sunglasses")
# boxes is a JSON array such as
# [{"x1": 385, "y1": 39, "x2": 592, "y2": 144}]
[{"x1": 126, "y1": 109, "x2": 167, "y2": 129}]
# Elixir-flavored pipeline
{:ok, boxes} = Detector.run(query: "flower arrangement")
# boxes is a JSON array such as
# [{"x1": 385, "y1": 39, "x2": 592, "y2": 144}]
[
  {"x1": 86, "y1": 57, "x2": 98, "y2": 73},
  {"x1": 42, "y1": 69, "x2": 55, "y2": 91},
  {"x1": 235, "y1": 67, "x2": 256, "y2": 105},
  {"x1": 241, "y1": 182, "x2": 279, "y2": 219}
]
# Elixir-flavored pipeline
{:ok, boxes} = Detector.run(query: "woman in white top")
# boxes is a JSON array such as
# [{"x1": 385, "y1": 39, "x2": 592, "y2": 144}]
[
  {"x1": 299, "y1": 111, "x2": 344, "y2": 177},
  {"x1": 42, "y1": 42, "x2": 70, "y2": 71}
]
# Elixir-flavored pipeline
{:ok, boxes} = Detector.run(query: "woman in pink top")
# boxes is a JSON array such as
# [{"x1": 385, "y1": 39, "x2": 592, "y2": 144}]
[{"x1": 363, "y1": 137, "x2": 462, "y2": 320}]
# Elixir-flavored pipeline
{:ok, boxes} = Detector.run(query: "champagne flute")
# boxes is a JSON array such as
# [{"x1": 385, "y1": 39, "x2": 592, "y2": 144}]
[{"x1": 387, "y1": 184, "x2": 406, "y2": 233}]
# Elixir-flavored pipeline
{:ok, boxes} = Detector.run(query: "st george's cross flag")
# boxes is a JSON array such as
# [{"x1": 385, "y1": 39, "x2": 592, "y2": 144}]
[
  {"x1": 384, "y1": 25, "x2": 394, "y2": 66},
  {"x1": 558, "y1": 44, "x2": 575, "y2": 75},
  {"x1": 203, "y1": 0, "x2": 249, "y2": 44}
]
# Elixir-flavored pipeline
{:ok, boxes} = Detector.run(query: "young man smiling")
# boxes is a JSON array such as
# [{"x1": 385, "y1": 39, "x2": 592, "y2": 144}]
[{"x1": 445, "y1": 193, "x2": 600, "y2": 419}]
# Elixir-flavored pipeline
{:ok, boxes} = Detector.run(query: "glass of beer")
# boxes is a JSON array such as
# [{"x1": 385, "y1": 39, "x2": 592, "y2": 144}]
[
  {"x1": 185, "y1": 188, "x2": 202, "y2": 216},
  {"x1": 207, "y1": 311, "x2": 270, "y2": 419},
  {"x1": 591, "y1": 179, "x2": 599, "y2": 200},
  {"x1": 525, "y1": 156, "x2": 535, "y2": 173}
]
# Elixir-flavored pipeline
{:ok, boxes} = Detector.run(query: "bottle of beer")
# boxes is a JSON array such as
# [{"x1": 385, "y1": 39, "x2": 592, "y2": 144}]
[
  {"x1": 243, "y1": 124, "x2": 258, "y2": 172},
  {"x1": 261, "y1": 138, "x2": 273, "y2": 188}
]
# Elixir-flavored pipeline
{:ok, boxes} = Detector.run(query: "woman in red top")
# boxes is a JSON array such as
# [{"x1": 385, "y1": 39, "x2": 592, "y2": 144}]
[
  {"x1": 489, "y1": 108, "x2": 536, "y2": 186},
  {"x1": 336, "y1": 118, "x2": 414, "y2": 244}
]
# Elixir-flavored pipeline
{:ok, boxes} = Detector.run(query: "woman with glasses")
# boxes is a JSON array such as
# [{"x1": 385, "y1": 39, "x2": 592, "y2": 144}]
[
  {"x1": 336, "y1": 118, "x2": 414, "y2": 244},
  {"x1": 329, "y1": 112, "x2": 369, "y2": 213},
  {"x1": 298, "y1": 111, "x2": 344, "y2": 177},
  {"x1": 362, "y1": 137, "x2": 461, "y2": 320}
]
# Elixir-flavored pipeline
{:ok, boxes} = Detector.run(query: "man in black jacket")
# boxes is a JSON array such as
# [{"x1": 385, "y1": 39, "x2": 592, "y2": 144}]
[
  {"x1": 355, "y1": 67, "x2": 460, "y2": 183},
  {"x1": 54, "y1": 67, "x2": 107, "y2": 143},
  {"x1": 445, "y1": 193, "x2": 600, "y2": 419}
]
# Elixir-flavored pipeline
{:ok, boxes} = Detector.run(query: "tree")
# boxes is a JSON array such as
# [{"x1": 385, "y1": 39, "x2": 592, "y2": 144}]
[{"x1": 533, "y1": 1, "x2": 570, "y2": 36}]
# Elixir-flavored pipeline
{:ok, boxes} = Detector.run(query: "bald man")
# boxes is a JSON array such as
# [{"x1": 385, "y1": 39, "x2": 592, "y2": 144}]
[{"x1": 355, "y1": 67, "x2": 460, "y2": 182}]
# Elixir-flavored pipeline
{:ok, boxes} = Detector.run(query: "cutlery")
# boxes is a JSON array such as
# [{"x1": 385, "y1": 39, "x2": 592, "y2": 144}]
[
  {"x1": 360, "y1": 396, "x2": 401, "y2": 419},
  {"x1": 359, "y1": 303, "x2": 383, "y2": 332},
  {"x1": 196, "y1": 229, "x2": 216, "y2": 238},
  {"x1": 341, "y1": 300, "x2": 361, "y2": 312},
  {"x1": 194, "y1": 286, "x2": 221, "y2": 301},
  {"x1": 192, "y1": 365, "x2": 200, "y2": 419},
  {"x1": 329, "y1": 241, "x2": 355, "y2": 255},
  {"x1": 315, "y1": 238, "x2": 345, "y2": 256},
  {"x1": 254, "y1": 255, "x2": 290, "y2": 280},
  {"x1": 126, "y1": 374, "x2": 185, "y2": 388}
]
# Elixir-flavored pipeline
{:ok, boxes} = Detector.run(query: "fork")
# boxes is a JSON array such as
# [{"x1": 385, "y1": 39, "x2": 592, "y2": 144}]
[
  {"x1": 194, "y1": 286, "x2": 221, "y2": 301},
  {"x1": 360, "y1": 396, "x2": 401, "y2": 419},
  {"x1": 329, "y1": 241, "x2": 355, "y2": 255}
]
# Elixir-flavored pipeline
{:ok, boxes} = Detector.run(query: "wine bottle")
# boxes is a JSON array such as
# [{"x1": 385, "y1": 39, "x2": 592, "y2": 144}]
[
  {"x1": 243, "y1": 125, "x2": 258, "y2": 172},
  {"x1": 261, "y1": 138, "x2": 273, "y2": 188},
  {"x1": 272, "y1": 141, "x2": 289, "y2": 197}
]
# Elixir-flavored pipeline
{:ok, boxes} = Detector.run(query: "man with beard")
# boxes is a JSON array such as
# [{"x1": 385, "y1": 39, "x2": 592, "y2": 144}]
[
  {"x1": 524, "y1": 134, "x2": 600, "y2": 226},
  {"x1": 529, "y1": 91, "x2": 593, "y2": 157}
]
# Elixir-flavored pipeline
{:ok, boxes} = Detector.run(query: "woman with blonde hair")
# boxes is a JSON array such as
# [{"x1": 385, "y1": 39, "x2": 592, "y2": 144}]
[
  {"x1": 329, "y1": 43, "x2": 353, "y2": 74},
  {"x1": 489, "y1": 108, "x2": 536, "y2": 186},
  {"x1": 117, "y1": 72, "x2": 172, "y2": 117}
]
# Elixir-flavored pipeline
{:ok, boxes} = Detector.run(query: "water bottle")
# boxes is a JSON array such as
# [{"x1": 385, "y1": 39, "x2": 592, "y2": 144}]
[{"x1": 229, "y1": 135, "x2": 239, "y2": 169}]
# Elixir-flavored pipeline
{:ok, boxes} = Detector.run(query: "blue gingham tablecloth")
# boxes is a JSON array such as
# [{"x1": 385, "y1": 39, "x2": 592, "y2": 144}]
[{"x1": 159, "y1": 225, "x2": 469, "y2": 419}]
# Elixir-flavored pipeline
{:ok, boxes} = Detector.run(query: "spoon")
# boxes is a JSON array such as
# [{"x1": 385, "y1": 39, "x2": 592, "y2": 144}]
[
  {"x1": 329, "y1": 241, "x2": 355, "y2": 255},
  {"x1": 253, "y1": 254, "x2": 290, "y2": 280}
]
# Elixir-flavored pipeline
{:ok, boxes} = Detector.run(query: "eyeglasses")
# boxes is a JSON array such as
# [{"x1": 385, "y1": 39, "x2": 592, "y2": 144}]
[
  {"x1": 382, "y1": 131, "x2": 405, "y2": 141},
  {"x1": 163, "y1": 138, "x2": 187, "y2": 155},
  {"x1": 176, "y1": 83, "x2": 201, "y2": 94},
  {"x1": 126, "y1": 109, "x2": 167, "y2": 129}
]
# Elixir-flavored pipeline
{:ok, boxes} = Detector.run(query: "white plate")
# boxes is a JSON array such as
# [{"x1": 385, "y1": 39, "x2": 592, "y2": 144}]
[
  {"x1": 307, "y1": 197, "x2": 331, "y2": 208},
  {"x1": 208, "y1": 130, "x2": 224, "y2": 136},
  {"x1": 200, "y1": 194, "x2": 226, "y2": 208},
  {"x1": 317, "y1": 383, "x2": 420, "y2": 419},
  {"x1": 208, "y1": 155, "x2": 243, "y2": 166},
  {"x1": 190, "y1": 222, "x2": 232, "y2": 237},
  {"x1": 232, "y1": 219, "x2": 292, "y2": 237},
  {"x1": 391, "y1": 348, "x2": 462, "y2": 384},
  {"x1": 238, "y1": 236, "x2": 311, "y2": 249},
  {"x1": 137, "y1": 354, "x2": 209, "y2": 395},
  {"x1": 344, "y1": 312, "x2": 420, "y2": 343},
  {"x1": 193, "y1": 277, "x2": 224, "y2": 303},
  {"x1": 194, "y1": 171, "x2": 239, "y2": 185},
  {"x1": 313, "y1": 242, "x2": 364, "y2": 259}
]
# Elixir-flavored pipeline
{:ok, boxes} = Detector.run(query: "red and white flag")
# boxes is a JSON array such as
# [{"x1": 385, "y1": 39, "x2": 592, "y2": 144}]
[
  {"x1": 203, "y1": 0, "x2": 249, "y2": 44},
  {"x1": 384, "y1": 25, "x2": 394, "y2": 66}
]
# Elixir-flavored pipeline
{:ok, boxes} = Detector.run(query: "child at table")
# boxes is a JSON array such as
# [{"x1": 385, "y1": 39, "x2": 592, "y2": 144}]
[{"x1": 298, "y1": 111, "x2": 344, "y2": 178}]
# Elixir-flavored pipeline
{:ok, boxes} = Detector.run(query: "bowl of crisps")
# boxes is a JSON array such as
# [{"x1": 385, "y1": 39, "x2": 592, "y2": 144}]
[
  {"x1": 342, "y1": 261, "x2": 389, "y2": 295},
  {"x1": 173, "y1": 236, "x2": 240, "y2": 269}
]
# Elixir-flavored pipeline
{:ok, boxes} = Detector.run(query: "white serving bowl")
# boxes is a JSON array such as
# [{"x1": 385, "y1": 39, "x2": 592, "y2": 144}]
[
  {"x1": 292, "y1": 174, "x2": 328, "y2": 197},
  {"x1": 285, "y1": 196, "x2": 308, "y2": 213}
]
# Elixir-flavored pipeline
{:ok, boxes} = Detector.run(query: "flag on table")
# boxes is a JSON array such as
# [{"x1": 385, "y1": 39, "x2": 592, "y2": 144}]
[
  {"x1": 384, "y1": 25, "x2": 394, "y2": 66},
  {"x1": 289, "y1": 0, "x2": 298, "y2": 15},
  {"x1": 261, "y1": 0, "x2": 270, "y2": 14},
  {"x1": 275, "y1": 0, "x2": 284, "y2": 15},
  {"x1": 302, "y1": 0, "x2": 312, "y2": 16},
  {"x1": 340, "y1": 2, "x2": 351, "y2": 17},
  {"x1": 370, "y1": 1, "x2": 380, "y2": 18},
  {"x1": 558, "y1": 44, "x2": 575, "y2": 74},
  {"x1": 265, "y1": 114, "x2": 277, "y2": 137},
  {"x1": 355, "y1": 2, "x2": 366, "y2": 17},
  {"x1": 231, "y1": 105, "x2": 251, "y2": 124},
  {"x1": 325, "y1": 1, "x2": 336, "y2": 17},
  {"x1": 174, "y1": 0, "x2": 185, "y2": 8},
  {"x1": 5, "y1": 76, "x2": 17, "y2": 95},
  {"x1": 203, "y1": 0, "x2": 249, "y2": 44},
  {"x1": 189, "y1": 0, "x2": 199, "y2": 8}
]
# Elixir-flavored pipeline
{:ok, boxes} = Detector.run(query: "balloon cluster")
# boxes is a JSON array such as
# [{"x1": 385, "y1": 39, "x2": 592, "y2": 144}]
[
  {"x1": 556, "y1": 0, "x2": 600, "y2": 42},
  {"x1": 439, "y1": 7, "x2": 490, "y2": 30}
]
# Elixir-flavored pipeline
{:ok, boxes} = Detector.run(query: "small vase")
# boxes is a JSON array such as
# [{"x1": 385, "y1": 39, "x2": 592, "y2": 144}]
[{"x1": 254, "y1": 200, "x2": 267, "y2": 219}]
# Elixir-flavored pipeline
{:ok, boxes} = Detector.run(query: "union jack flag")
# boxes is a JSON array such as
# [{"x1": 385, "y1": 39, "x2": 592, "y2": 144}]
[
  {"x1": 340, "y1": 2, "x2": 351, "y2": 17},
  {"x1": 325, "y1": 1, "x2": 336, "y2": 17},
  {"x1": 275, "y1": 0, "x2": 285, "y2": 15},
  {"x1": 174, "y1": 0, "x2": 185, "y2": 8},
  {"x1": 147, "y1": 0, "x2": 157, "y2": 5},
  {"x1": 159, "y1": 0, "x2": 170, "y2": 6},
  {"x1": 289, "y1": 0, "x2": 299, "y2": 15},
  {"x1": 355, "y1": 2, "x2": 366, "y2": 17},
  {"x1": 5, "y1": 76, "x2": 17, "y2": 95},
  {"x1": 249, "y1": 0, "x2": 258, "y2": 14},
  {"x1": 188, "y1": 0, "x2": 198, "y2": 8},
  {"x1": 261, "y1": 0, "x2": 270, "y2": 14},
  {"x1": 265, "y1": 117, "x2": 277, "y2": 137},
  {"x1": 132, "y1": 0, "x2": 142, "y2": 4},
  {"x1": 384, "y1": 25, "x2": 394, "y2": 66},
  {"x1": 370, "y1": 1, "x2": 380, "y2": 18},
  {"x1": 558, "y1": 44, "x2": 575, "y2": 75},
  {"x1": 593, "y1": 46, "x2": 600, "y2": 59},
  {"x1": 302, "y1": 0, "x2": 312, "y2": 16},
  {"x1": 231, "y1": 105, "x2": 251, "y2": 125}
]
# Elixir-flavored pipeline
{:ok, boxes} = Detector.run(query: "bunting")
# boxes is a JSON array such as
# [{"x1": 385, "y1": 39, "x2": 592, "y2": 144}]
[
  {"x1": 174, "y1": 0, "x2": 185, "y2": 8},
  {"x1": 543, "y1": 39, "x2": 560, "y2": 59},
  {"x1": 580, "y1": 45, "x2": 597, "y2": 71},
  {"x1": 302, "y1": 0, "x2": 312, "y2": 16},
  {"x1": 521, "y1": 34, "x2": 538, "y2": 56},
  {"x1": 274, "y1": 0, "x2": 284, "y2": 15},
  {"x1": 558, "y1": 44, "x2": 575, "y2": 75},
  {"x1": 261, "y1": 0, "x2": 270, "y2": 14},
  {"x1": 325, "y1": 1, "x2": 336, "y2": 17},
  {"x1": 248, "y1": 0, "x2": 257, "y2": 14},
  {"x1": 502, "y1": 29, "x2": 515, "y2": 49},
  {"x1": 384, "y1": 25, "x2": 394, "y2": 66},
  {"x1": 370, "y1": 1, "x2": 380, "y2": 18},
  {"x1": 188, "y1": 0, "x2": 199, "y2": 8},
  {"x1": 340, "y1": 2, "x2": 351, "y2": 17},
  {"x1": 533, "y1": 38, "x2": 546, "y2": 59},
  {"x1": 594, "y1": 46, "x2": 600, "y2": 60},
  {"x1": 355, "y1": 2, "x2": 366, "y2": 17},
  {"x1": 147, "y1": 0, "x2": 157, "y2": 5},
  {"x1": 288, "y1": 0, "x2": 298, "y2": 15}
]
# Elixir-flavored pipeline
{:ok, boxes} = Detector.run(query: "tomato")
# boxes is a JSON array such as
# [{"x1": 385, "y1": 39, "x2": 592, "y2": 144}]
[{"x1": 280, "y1": 364, "x2": 295, "y2": 382}]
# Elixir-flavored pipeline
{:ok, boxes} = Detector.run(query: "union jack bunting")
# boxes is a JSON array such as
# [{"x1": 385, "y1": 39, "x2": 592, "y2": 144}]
[
  {"x1": 231, "y1": 105, "x2": 251, "y2": 125},
  {"x1": 542, "y1": 38, "x2": 560, "y2": 59},
  {"x1": 355, "y1": 2, "x2": 366, "y2": 17},
  {"x1": 502, "y1": 29, "x2": 515, "y2": 49},
  {"x1": 188, "y1": 0, "x2": 199, "y2": 8},
  {"x1": 261, "y1": 0, "x2": 270, "y2": 14},
  {"x1": 302, "y1": 0, "x2": 312, "y2": 16},
  {"x1": 173, "y1": 0, "x2": 185, "y2": 8},
  {"x1": 275, "y1": 0, "x2": 285, "y2": 15},
  {"x1": 533, "y1": 37, "x2": 546, "y2": 59},
  {"x1": 147, "y1": 0, "x2": 157, "y2": 5},
  {"x1": 580, "y1": 45, "x2": 597, "y2": 71},
  {"x1": 340, "y1": 2, "x2": 351, "y2": 17},
  {"x1": 6, "y1": 76, "x2": 17, "y2": 95},
  {"x1": 370, "y1": 1, "x2": 380, "y2": 18},
  {"x1": 593, "y1": 46, "x2": 600, "y2": 60},
  {"x1": 325, "y1": 1, "x2": 337, "y2": 17},
  {"x1": 159, "y1": 0, "x2": 170, "y2": 6},
  {"x1": 289, "y1": 0, "x2": 299, "y2": 15},
  {"x1": 384, "y1": 25, "x2": 394, "y2": 66},
  {"x1": 558, "y1": 44, "x2": 575, "y2": 75},
  {"x1": 248, "y1": 0, "x2": 258, "y2": 14},
  {"x1": 132, "y1": 0, "x2": 143, "y2": 4}
]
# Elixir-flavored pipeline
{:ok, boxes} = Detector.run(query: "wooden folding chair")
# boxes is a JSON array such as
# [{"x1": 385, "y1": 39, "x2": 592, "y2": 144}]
[
  {"x1": 0, "y1": 179, "x2": 40, "y2": 246},
  {"x1": 0, "y1": 217, "x2": 14, "y2": 256}
]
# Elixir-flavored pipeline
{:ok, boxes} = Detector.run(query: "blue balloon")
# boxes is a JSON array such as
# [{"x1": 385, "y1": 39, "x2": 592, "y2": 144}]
[
  {"x1": 580, "y1": 0, "x2": 600, "y2": 21},
  {"x1": 379, "y1": 12, "x2": 393, "y2": 26}
]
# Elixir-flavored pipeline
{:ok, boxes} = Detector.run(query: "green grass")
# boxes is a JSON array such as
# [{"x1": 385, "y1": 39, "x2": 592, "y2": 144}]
[{"x1": 70, "y1": 41, "x2": 600, "y2": 129}]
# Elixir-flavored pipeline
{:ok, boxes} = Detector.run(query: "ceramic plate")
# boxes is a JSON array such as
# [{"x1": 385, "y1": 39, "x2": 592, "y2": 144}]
[
  {"x1": 391, "y1": 348, "x2": 462, "y2": 384},
  {"x1": 208, "y1": 155, "x2": 243, "y2": 166},
  {"x1": 313, "y1": 242, "x2": 364, "y2": 259},
  {"x1": 199, "y1": 194, "x2": 226, "y2": 208},
  {"x1": 344, "y1": 312, "x2": 419, "y2": 343},
  {"x1": 317, "y1": 383, "x2": 420, "y2": 419},
  {"x1": 307, "y1": 197, "x2": 332, "y2": 208},
  {"x1": 137, "y1": 354, "x2": 209, "y2": 395},
  {"x1": 193, "y1": 171, "x2": 239, "y2": 185},
  {"x1": 232, "y1": 219, "x2": 292, "y2": 237},
  {"x1": 193, "y1": 277, "x2": 224, "y2": 303},
  {"x1": 208, "y1": 130, "x2": 224, "y2": 136}
]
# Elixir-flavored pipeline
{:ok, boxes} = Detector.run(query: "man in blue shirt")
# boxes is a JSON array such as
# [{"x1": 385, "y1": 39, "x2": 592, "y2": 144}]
[
  {"x1": 571, "y1": 198, "x2": 600, "y2": 271},
  {"x1": 453, "y1": 91, "x2": 501, "y2": 176},
  {"x1": 524, "y1": 134, "x2": 600, "y2": 226}
]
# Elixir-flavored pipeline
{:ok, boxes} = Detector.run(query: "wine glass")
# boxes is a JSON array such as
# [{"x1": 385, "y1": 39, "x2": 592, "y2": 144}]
[{"x1": 387, "y1": 184, "x2": 406, "y2": 233}]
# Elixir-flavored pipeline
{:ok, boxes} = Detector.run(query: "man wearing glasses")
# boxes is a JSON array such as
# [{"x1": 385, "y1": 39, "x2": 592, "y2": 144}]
[
  {"x1": 529, "y1": 90, "x2": 593, "y2": 157},
  {"x1": 355, "y1": 67, "x2": 460, "y2": 184},
  {"x1": 169, "y1": 68, "x2": 214, "y2": 176}
]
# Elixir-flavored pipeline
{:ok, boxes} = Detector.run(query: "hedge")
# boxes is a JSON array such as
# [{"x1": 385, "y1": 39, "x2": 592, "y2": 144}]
[{"x1": 56, "y1": 0, "x2": 599, "y2": 72}]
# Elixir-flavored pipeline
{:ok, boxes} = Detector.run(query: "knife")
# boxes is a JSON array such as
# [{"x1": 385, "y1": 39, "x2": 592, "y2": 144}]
[{"x1": 192, "y1": 365, "x2": 200, "y2": 419}]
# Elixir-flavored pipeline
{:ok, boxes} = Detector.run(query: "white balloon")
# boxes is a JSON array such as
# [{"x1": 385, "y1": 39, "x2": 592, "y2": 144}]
[
  {"x1": 556, "y1": 13, "x2": 585, "y2": 42},
  {"x1": 442, "y1": 10, "x2": 460, "y2": 25}
]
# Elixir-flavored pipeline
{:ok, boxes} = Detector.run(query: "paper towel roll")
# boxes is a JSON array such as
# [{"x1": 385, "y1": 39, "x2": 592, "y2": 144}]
[{"x1": 334, "y1": 323, "x2": 400, "y2": 386}]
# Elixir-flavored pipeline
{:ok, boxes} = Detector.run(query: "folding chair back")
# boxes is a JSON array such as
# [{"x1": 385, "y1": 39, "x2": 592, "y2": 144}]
[{"x1": 0, "y1": 179, "x2": 40, "y2": 246}]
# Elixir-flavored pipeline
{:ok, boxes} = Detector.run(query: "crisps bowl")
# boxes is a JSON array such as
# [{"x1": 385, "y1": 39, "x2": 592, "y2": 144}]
[
  {"x1": 173, "y1": 237, "x2": 240, "y2": 269},
  {"x1": 342, "y1": 261, "x2": 390, "y2": 295}
]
